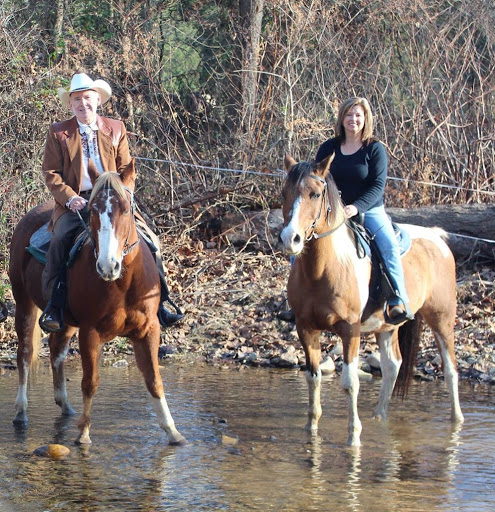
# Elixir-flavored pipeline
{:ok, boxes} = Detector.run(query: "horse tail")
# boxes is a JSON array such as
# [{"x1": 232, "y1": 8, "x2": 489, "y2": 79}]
[{"x1": 394, "y1": 315, "x2": 424, "y2": 399}]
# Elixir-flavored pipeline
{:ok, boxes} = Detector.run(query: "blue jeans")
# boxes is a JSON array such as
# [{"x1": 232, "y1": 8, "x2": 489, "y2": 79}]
[{"x1": 364, "y1": 205, "x2": 409, "y2": 305}]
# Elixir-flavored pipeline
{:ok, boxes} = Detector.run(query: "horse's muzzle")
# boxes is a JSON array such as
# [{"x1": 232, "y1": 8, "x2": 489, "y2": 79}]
[
  {"x1": 279, "y1": 226, "x2": 303, "y2": 255},
  {"x1": 96, "y1": 259, "x2": 122, "y2": 281}
]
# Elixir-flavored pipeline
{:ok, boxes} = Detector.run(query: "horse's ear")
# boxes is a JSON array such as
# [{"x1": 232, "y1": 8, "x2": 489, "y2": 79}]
[
  {"x1": 88, "y1": 159, "x2": 101, "y2": 186},
  {"x1": 119, "y1": 159, "x2": 137, "y2": 192},
  {"x1": 315, "y1": 153, "x2": 334, "y2": 178},
  {"x1": 284, "y1": 154, "x2": 297, "y2": 172}
]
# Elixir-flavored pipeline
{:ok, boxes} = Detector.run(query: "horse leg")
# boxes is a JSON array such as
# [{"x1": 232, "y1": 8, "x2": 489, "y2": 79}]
[
  {"x1": 132, "y1": 327, "x2": 186, "y2": 445},
  {"x1": 299, "y1": 327, "x2": 323, "y2": 434},
  {"x1": 13, "y1": 297, "x2": 41, "y2": 426},
  {"x1": 431, "y1": 328, "x2": 464, "y2": 423},
  {"x1": 373, "y1": 330, "x2": 401, "y2": 421},
  {"x1": 75, "y1": 329, "x2": 102, "y2": 445},
  {"x1": 48, "y1": 327, "x2": 78, "y2": 416},
  {"x1": 340, "y1": 327, "x2": 362, "y2": 446}
]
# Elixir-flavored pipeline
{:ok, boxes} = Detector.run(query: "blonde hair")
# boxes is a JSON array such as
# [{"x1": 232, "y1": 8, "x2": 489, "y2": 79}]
[{"x1": 335, "y1": 97, "x2": 374, "y2": 145}]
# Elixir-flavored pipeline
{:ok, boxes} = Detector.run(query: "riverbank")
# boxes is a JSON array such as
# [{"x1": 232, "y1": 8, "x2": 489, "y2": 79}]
[{"x1": 1, "y1": 247, "x2": 494, "y2": 384}]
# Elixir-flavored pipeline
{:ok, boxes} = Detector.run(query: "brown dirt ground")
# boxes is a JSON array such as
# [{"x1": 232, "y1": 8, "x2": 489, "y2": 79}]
[{"x1": 1, "y1": 242, "x2": 494, "y2": 384}]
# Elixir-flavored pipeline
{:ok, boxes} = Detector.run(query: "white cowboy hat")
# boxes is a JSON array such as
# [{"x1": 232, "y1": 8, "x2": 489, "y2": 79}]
[{"x1": 58, "y1": 73, "x2": 112, "y2": 107}]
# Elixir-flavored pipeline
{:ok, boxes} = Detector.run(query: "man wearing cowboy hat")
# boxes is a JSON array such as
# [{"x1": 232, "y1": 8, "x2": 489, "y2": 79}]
[{"x1": 40, "y1": 72, "x2": 182, "y2": 332}]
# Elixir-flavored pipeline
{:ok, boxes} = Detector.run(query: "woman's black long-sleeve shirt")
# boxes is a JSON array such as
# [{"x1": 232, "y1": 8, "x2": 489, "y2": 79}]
[{"x1": 315, "y1": 137, "x2": 388, "y2": 214}]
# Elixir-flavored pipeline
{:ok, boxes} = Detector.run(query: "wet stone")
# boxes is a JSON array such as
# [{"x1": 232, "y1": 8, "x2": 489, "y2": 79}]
[
  {"x1": 366, "y1": 352, "x2": 381, "y2": 371},
  {"x1": 33, "y1": 444, "x2": 70, "y2": 460},
  {"x1": 320, "y1": 356, "x2": 335, "y2": 374},
  {"x1": 112, "y1": 359, "x2": 129, "y2": 368},
  {"x1": 221, "y1": 434, "x2": 238, "y2": 446}
]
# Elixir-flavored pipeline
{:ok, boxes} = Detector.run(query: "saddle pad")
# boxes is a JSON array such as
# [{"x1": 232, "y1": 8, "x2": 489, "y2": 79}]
[
  {"x1": 26, "y1": 223, "x2": 52, "y2": 264},
  {"x1": 355, "y1": 223, "x2": 411, "y2": 259}
]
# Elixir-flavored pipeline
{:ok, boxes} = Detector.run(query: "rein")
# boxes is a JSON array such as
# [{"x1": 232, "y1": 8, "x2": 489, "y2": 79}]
[
  {"x1": 304, "y1": 174, "x2": 346, "y2": 241},
  {"x1": 121, "y1": 185, "x2": 139, "y2": 256}
]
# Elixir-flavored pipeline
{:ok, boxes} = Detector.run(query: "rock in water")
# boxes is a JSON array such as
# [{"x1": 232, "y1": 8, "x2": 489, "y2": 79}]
[
  {"x1": 221, "y1": 434, "x2": 239, "y2": 446},
  {"x1": 320, "y1": 356, "x2": 336, "y2": 374},
  {"x1": 33, "y1": 444, "x2": 70, "y2": 460}
]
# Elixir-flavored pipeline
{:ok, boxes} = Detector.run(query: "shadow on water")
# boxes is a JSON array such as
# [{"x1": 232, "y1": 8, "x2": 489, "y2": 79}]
[{"x1": 0, "y1": 361, "x2": 494, "y2": 511}]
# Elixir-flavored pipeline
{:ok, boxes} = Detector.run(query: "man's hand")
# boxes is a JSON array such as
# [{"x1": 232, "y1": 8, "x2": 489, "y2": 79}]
[{"x1": 68, "y1": 196, "x2": 88, "y2": 212}]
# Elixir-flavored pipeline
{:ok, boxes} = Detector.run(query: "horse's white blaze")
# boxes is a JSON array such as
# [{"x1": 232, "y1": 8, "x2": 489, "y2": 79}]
[
  {"x1": 280, "y1": 195, "x2": 303, "y2": 253},
  {"x1": 96, "y1": 195, "x2": 121, "y2": 278},
  {"x1": 373, "y1": 331, "x2": 401, "y2": 420}
]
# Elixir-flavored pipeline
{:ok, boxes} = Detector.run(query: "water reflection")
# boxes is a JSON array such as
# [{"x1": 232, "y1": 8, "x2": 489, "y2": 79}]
[{"x1": 0, "y1": 362, "x2": 494, "y2": 511}]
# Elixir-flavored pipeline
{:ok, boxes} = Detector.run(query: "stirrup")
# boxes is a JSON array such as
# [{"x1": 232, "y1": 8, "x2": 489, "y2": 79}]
[
  {"x1": 39, "y1": 305, "x2": 64, "y2": 333},
  {"x1": 384, "y1": 299, "x2": 414, "y2": 325},
  {"x1": 158, "y1": 304, "x2": 183, "y2": 328}
]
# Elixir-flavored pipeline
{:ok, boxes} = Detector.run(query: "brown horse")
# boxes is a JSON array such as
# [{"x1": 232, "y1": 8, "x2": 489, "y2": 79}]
[
  {"x1": 9, "y1": 163, "x2": 185, "y2": 445},
  {"x1": 280, "y1": 155, "x2": 463, "y2": 446}
]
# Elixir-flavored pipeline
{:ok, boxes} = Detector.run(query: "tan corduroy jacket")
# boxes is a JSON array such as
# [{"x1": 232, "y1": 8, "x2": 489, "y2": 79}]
[{"x1": 42, "y1": 115, "x2": 132, "y2": 230}]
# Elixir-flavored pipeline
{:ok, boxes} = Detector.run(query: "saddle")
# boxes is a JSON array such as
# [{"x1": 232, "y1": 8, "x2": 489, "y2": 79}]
[
  {"x1": 347, "y1": 215, "x2": 412, "y2": 323},
  {"x1": 26, "y1": 221, "x2": 158, "y2": 266},
  {"x1": 30, "y1": 220, "x2": 161, "y2": 332}
]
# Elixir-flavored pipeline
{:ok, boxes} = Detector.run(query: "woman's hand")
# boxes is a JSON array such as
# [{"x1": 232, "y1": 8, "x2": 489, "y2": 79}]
[{"x1": 344, "y1": 204, "x2": 358, "y2": 218}]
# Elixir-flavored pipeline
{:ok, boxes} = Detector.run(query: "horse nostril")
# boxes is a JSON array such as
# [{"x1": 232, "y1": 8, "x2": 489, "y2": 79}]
[
  {"x1": 294, "y1": 234, "x2": 301, "y2": 245},
  {"x1": 114, "y1": 261, "x2": 121, "y2": 274}
]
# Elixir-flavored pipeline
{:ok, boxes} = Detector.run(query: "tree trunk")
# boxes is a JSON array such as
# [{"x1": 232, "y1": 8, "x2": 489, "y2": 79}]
[
  {"x1": 52, "y1": 0, "x2": 65, "y2": 60},
  {"x1": 238, "y1": 0, "x2": 264, "y2": 162}
]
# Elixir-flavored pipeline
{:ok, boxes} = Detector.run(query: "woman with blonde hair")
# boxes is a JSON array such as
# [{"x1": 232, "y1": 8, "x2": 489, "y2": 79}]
[{"x1": 315, "y1": 97, "x2": 413, "y2": 323}]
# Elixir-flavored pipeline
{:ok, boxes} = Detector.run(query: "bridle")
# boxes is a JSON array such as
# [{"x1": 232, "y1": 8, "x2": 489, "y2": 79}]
[
  {"x1": 120, "y1": 186, "x2": 139, "y2": 256},
  {"x1": 304, "y1": 174, "x2": 346, "y2": 241},
  {"x1": 77, "y1": 184, "x2": 139, "y2": 259}
]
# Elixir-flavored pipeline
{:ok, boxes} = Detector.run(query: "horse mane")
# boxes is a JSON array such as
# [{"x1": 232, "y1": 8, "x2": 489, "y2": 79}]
[
  {"x1": 287, "y1": 161, "x2": 347, "y2": 229},
  {"x1": 89, "y1": 172, "x2": 127, "y2": 203}
]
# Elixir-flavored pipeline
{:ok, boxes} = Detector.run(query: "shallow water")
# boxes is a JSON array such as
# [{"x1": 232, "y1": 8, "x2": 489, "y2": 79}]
[{"x1": 0, "y1": 361, "x2": 494, "y2": 512}]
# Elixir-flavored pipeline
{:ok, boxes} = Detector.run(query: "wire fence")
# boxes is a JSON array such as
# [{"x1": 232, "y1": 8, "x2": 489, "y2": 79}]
[{"x1": 134, "y1": 155, "x2": 495, "y2": 246}]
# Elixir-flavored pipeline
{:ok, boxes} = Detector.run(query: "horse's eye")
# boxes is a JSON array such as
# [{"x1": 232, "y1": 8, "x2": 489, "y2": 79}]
[
  {"x1": 310, "y1": 191, "x2": 321, "y2": 200},
  {"x1": 123, "y1": 208, "x2": 130, "y2": 216}
]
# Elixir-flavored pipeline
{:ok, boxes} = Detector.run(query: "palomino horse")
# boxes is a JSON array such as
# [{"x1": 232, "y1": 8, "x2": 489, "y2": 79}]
[
  {"x1": 9, "y1": 162, "x2": 185, "y2": 445},
  {"x1": 279, "y1": 155, "x2": 464, "y2": 446}
]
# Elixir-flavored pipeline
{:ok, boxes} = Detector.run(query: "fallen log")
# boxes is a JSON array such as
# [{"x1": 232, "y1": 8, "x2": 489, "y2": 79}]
[
  {"x1": 388, "y1": 204, "x2": 495, "y2": 265},
  {"x1": 211, "y1": 205, "x2": 495, "y2": 266}
]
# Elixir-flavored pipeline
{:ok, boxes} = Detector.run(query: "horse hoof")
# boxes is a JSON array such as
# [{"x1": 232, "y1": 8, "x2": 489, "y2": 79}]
[
  {"x1": 168, "y1": 433, "x2": 187, "y2": 446},
  {"x1": 75, "y1": 435, "x2": 92, "y2": 445},
  {"x1": 304, "y1": 424, "x2": 318, "y2": 435},
  {"x1": 347, "y1": 438, "x2": 362, "y2": 448},
  {"x1": 372, "y1": 413, "x2": 385, "y2": 421},
  {"x1": 61, "y1": 405, "x2": 77, "y2": 417},
  {"x1": 13, "y1": 414, "x2": 28, "y2": 427}
]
